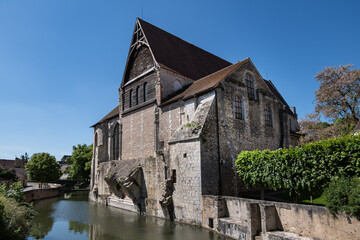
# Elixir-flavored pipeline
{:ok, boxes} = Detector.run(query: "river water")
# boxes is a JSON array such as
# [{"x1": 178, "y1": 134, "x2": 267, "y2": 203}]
[{"x1": 27, "y1": 192, "x2": 229, "y2": 240}]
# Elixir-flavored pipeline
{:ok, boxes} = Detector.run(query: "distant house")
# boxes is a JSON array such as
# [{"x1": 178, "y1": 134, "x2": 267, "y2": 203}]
[
  {"x1": 60, "y1": 155, "x2": 71, "y2": 164},
  {"x1": 0, "y1": 158, "x2": 27, "y2": 186},
  {"x1": 59, "y1": 155, "x2": 71, "y2": 180}
]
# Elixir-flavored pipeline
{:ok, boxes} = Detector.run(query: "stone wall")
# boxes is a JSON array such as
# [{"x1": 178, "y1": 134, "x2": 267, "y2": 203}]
[
  {"x1": 169, "y1": 140, "x2": 202, "y2": 225},
  {"x1": 202, "y1": 195, "x2": 360, "y2": 240},
  {"x1": 121, "y1": 104, "x2": 156, "y2": 160},
  {"x1": 159, "y1": 68, "x2": 194, "y2": 101},
  {"x1": 24, "y1": 188, "x2": 60, "y2": 202},
  {"x1": 212, "y1": 62, "x2": 294, "y2": 196}
]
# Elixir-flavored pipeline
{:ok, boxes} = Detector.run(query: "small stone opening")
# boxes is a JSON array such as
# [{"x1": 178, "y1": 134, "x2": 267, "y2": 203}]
[
  {"x1": 172, "y1": 169, "x2": 177, "y2": 183},
  {"x1": 183, "y1": 153, "x2": 187, "y2": 158},
  {"x1": 208, "y1": 218, "x2": 214, "y2": 228}
]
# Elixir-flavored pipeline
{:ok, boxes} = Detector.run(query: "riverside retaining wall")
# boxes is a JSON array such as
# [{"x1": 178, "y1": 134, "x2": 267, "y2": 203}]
[{"x1": 202, "y1": 195, "x2": 360, "y2": 240}]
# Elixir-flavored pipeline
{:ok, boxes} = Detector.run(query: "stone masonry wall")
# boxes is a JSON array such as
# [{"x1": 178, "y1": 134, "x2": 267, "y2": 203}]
[
  {"x1": 169, "y1": 140, "x2": 202, "y2": 225},
  {"x1": 121, "y1": 104, "x2": 156, "y2": 160},
  {"x1": 202, "y1": 195, "x2": 360, "y2": 240},
  {"x1": 214, "y1": 62, "x2": 292, "y2": 196},
  {"x1": 159, "y1": 68, "x2": 194, "y2": 101}
]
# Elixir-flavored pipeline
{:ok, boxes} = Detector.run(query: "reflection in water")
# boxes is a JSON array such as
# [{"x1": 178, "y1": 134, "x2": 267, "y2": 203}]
[{"x1": 28, "y1": 192, "x2": 229, "y2": 240}]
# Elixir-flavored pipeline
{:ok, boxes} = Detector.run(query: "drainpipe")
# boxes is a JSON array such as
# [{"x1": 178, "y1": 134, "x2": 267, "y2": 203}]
[{"x1": 215, "y1": 89, "x2": 222, "y2": 196}]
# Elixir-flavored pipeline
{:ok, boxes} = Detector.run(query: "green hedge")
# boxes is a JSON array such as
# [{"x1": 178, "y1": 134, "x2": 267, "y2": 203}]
[{"x1": 235, "y1": 134, "x2": 360, "y2": 197}]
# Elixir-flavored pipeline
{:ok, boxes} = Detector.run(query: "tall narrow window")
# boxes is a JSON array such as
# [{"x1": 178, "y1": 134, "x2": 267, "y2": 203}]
[
  {"x1": 234, "y1": 95, "x2": 243, "y2": 120},
  {"x1": 129, "y1": 90, "x2": 133, "y2": 108},
  {"x1": 264, "y1": 105, "x2": 273, "y2": 127},
  {"x1": 245, "y1": 74, "x2": 255, "y2": 100},
  {"x1": 143, "y1": 82, "x2": 148, "y2": 102},
  {"x1": 113, "y1": 124, "x2": 120, "y2": 159},
  {"x1": 136, "y1": 86, "x2": 141, "y2": 105}
]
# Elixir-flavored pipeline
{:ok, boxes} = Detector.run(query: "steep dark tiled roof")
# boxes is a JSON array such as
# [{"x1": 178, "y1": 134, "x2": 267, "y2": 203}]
[
  {"x1": 138, "y1": 18, "x2": 231, "y2": 80},
  {"x1": 162, "y1": 60, "x2": 247, "y2": 105},
  {"x1": 92, "y1": 106, "x2": 119, "y2": 127}
]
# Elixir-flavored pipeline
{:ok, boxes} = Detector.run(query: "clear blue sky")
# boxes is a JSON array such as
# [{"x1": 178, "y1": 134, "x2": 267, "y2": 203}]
[{"x1": 0, "y1": 0, "x2": 359, "y2": 161}]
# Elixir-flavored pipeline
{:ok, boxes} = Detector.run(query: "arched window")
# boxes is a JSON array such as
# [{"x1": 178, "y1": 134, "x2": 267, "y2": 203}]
[
  {"x1": 112, "y1": 124, "x2": 120, "y2": 160},
  {"x1": 245, "y1": 74, "x2": 255, "y2": 100},
  {"x1": 136, "y1": 86, "x2": 141, "y2": 105},
  {"x1": 143, "y1": 82, "x2": 148, "y2": 102},
  {"x1": 129, "y1": 90, "x2": 133, "y2": 108}
]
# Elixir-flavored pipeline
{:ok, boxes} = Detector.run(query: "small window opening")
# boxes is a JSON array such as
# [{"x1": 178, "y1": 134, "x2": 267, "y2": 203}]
[
  {"x1": 183, "y1": 153, "x2": 187, "y2": 158},
  {"x1": 172, "y1": 169, "x2": 177, "y2": 183},
  {"x1": 143, "y1": 82, "x2": 148, "y2": 102},
  {"x1": 234, "y1": 95, "x2": 243, "y2": 120},
  {"x1": 208, "y1": 218, "x2": 214, "y2": 228},
  {"x1": 265, "y1": 105, "x2": 273, "y2": 127},
  {"x1": 136, "y1": 86, "x2": 141, "y2": 105},
  {"x1": 129, "y1": 90, "x2": 133, "y2": 108}
]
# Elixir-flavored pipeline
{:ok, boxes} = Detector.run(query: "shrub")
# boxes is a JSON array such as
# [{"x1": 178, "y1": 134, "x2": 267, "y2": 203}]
[
  {"x1": 0, "y1": 182, "x2": 26, "y2": 203},
  {"x1": 324, "y1": 177, "x2": 360, "y2": 217},
  {"x1": 0, "y1": 195, "x2": 35, "y2": 240},
  {"x1": 235, "y1": 134, "x2": 360, "y2": 199}
]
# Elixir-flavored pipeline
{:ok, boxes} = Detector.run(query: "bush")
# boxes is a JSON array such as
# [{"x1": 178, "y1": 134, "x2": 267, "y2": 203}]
[
  {"x1": 324, "y1": 177, "x2": 360, "y2": 217},
  {"x1": 0, "y1": 167, "x2": 17, "y2": 181},
  {"x1": 235, "y1": 134, "x2": 360, "y2": 199},
  {"x1": 0, "y1": 195, "x2": 35, "y2": 240},
  {"x1": 0, "y1": 182, "x2": 26, "y2": 203}
]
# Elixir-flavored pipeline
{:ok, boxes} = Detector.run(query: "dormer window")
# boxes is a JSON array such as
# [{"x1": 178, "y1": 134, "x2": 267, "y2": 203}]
[{"x1": 245, "y1": 74, "x2": 255, "y2": 100}]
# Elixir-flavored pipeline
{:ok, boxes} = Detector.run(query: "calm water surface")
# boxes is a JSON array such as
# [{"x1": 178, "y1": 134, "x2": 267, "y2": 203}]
[{"x1": 27, "y1": 192, "x2": 229, "y2": 240}]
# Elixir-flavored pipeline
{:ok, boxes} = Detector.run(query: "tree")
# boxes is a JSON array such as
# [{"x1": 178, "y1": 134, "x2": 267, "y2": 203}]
[
  {"x1": 25, "y1": 153, "x2": 61, "y2": 185},
  {"x1": 314, "y1": 64, "x2": 359, "y2": 123},
  {"x1": 66, "y1": 144, "x2": 93, "y2": 181},
  {"x1": 0, "y1": 166, "x2": 17, "y2": 181},
  {"x1": 300, "y1": 64, "x2": 360, "y2": 144},
  {"x1": 20, "y1": 152, "x2": 30, "y2": 164}
]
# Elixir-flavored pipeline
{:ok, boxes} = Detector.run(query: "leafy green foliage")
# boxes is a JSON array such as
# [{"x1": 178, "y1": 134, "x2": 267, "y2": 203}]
[
  {"x1": 0, "y1": 182, "x2": 35, "y2": 240},
  {"x1": 66, "y1": 144, "x2": 93, "y2": 181},
  {"x1": 0, "y1": 166, "x2": 17, "y2": 181},
  {"x1": 26, "y1": 153, "x2": 61, "y2": 183},
  {"x1": 324, "y1": 177, "x2": 360, "y2": 217},
  {"x1": 235, "y1": 134, "x2": 360, "y2": 200},
  {"x1": 0, "y1": 182, "x2": 25, "y2": 203}
]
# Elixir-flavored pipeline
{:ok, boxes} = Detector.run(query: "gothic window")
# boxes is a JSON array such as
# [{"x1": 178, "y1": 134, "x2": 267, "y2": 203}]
[
  {"x1": 245, "y1": 74, "x2": 255, "y2": 100},
  {"x1": 112, "y1": 123, "x2": 120, "y2": 160},
  {"x1": 234, "y1": 95, "x2": 244, "y2": 120},
  {"x1": 136, "y1": 86, "x2": 141, "y2": 105},
  {"x1": 143, "y1": 82, "x2": 148, "y2": 102},
  {"x1": 264, "y1": 105, "x2": 273, "y2": 127},
  {"x1": 129, "y1": 90, "x2": 133, "y2": 108}
]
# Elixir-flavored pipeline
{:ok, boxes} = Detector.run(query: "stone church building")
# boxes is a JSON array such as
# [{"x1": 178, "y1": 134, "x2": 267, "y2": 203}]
[{"x1": 90, "y1": 18, "x2": 300, "y2": 225}]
